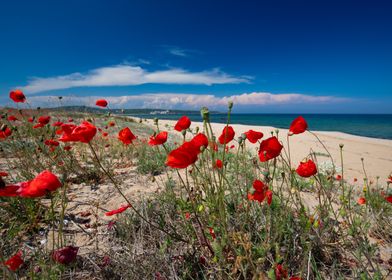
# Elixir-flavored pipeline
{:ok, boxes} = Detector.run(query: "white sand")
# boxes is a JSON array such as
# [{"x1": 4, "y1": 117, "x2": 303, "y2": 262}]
[{"x1": 138, "y1": 118, "x2": 392, "y2": 182}]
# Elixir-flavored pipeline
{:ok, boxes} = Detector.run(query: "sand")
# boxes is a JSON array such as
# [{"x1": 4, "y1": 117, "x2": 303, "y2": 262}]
[{"x1": 138, "y1": 118, "x2": 392, "y2": 182}]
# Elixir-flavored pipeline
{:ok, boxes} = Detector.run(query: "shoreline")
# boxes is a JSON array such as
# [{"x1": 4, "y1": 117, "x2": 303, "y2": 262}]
[{"x1": 129, "y1": 116, "x2": 392, "y2": 182}]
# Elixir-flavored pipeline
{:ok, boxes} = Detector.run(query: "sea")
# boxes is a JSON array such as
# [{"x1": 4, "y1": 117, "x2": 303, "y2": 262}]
[{"x1": 127, "y1": 113, "x2": 392, "y2": 140}]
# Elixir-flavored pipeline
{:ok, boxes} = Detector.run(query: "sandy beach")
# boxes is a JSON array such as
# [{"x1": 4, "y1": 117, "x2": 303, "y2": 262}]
[{"x1": 137, "y1": 117, "x2": 392, "y2": 182}]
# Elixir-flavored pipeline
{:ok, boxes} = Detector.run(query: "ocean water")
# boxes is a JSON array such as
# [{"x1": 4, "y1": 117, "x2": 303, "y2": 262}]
[{"x1": 128, "y1": 113, "x2": 392, "y2": 140}]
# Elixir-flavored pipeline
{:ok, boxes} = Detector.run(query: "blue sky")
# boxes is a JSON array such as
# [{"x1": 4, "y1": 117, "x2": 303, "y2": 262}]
[{"x1": 0, "y1": 0, "x2": 391, "y2": 113}]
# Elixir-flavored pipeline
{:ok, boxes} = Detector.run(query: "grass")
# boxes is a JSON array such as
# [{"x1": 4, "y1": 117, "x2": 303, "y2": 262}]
[{"x1": 0, "y1": 106, "x2": 391, "y2": 279}]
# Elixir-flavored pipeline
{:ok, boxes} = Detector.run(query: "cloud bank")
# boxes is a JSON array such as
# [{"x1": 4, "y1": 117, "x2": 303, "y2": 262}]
[
  {"x1": 26, "y1": 92, "x2": 347, "y2": 109},
  {"x1": 21, "y1": 65, "x2": 250, "y2": 93}
]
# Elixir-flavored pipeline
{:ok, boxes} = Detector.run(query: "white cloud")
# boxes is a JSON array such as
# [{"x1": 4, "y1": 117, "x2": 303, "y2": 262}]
[
  {"x1": 26, "y1": 92, "x2": 347, "y2": 109},
  {"x1": 21, "y1": 65, "x2": 250, "y2": 93}
]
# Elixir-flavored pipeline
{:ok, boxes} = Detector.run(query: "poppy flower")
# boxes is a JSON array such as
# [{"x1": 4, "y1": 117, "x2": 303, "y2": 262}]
[
  {"x1": 354, "y1": 178, "x2": 358, "y2": 182},
  {"x1": 248, "y1": 180, "x2": 269, "y2": 203},
  {"x1": 63, "y1": 145, "x2": 72, "y2": 151},
  {"x1": 244, "y1": 130, "x2": 263, "y2": 143},
  {"x1": 28, "y1": 117, "x2": 34, "y2": 123},
  {"x1": 289, "y1": 116, "x2": 308, "y2": 135},
  {"x1": 44, "y1": 139, "x2": 60, "y2": 147},
  {"x1": 105, "y1": 204, "x2": 131, "y2": 216},
  {"x1": 174, "y1": 116, "x2": 191, "y2": 132},
  {"x1": 0, "y1": 171, "x2": 8, "y2": 177},
  {"x1": 118, "y1": 127, "x2": 137, "y2": 145},
  {"x1": 258, "y1": 136, "x2": 283, "y2": 162},
  {"x1": 68, "y1": 118, "x2": 73, "y2": 122},
  {"x1": 266, "y1": 189, "x2": 273, "y2": 205},
  {"x1": 4, "y1": 251, "x2": 24, "y2": 271},
  {"x1": 0, "y1": 127, "x2": 12, "y2": 139},
  {"x1": 385, "y1": 195, "x2": 392, "y2": 204},
  {"x1": 7, "y1": 115, "x2": 18, "y2": 122},
  {"x1": 296, "y1": 159, "x2": 317, "y2": 177},
  {"x1": 357, "y1": 197, "x2": 366, "y2": 205},
  {"x1": 218, "y1": 126, "x2": 235, "y2": 144},
  {"x1": 95, "y1": 99, "x2": 108, "y2": 107},
  {"x1": 215, "y1": 159, "x2": 223, "y2": 169},
  {"x1": 52, "y1": 246, "x2": 79, "y2": 265},
  {"x1": 33, "y1": 123, "x2": 45, "y2": 129},
  {"x1": 18, "y1": 170, "x2": 62, "y2": 198},
  {"x1": 388, "y1": 175, "x2": 392, "y2": 184},
  {"x1": 166, "y1": 141, "x2": 200, "y2": 169},
  {"x1": 190, "y1": 133, "x2": 209, "y2": 150},
  {"x1": 209, "y1": 227, "x2": 216, "y2": 240},
  {"x1": 148, "y1": 131, "x2": 168, "y2": 146},
  {"x1": 59, "y1": 121, "x2": 97, "y2": 143},
  {"x1": 9, "y1": 90, "x2": 26, "y2": 103},
  {"x1": 52, "y1": 121, "x2": 64, "y2": 127},
  {"x1": 38, "y1": 116, "x2": 51, "y2": 125},
  {"x1": 108, "y1": 121, "x2": 115, "y2": 127},
  {"x1": 336, "y1": 175, "x2": 342, "y2": 181},
  {"x1": 102, "y1": 132, "x2": 109, "y2": 137},
  {"x1": 275, "y1": 264, "x2": 288, "y2": 280}
]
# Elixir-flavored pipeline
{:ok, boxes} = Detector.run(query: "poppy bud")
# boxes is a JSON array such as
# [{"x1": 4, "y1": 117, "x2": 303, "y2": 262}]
[
  {"x1": 181, "y1": 130, "x2": 187, "y2": 137},
  {"x1": 195, "y1": 126, "x2": 199, "y2": 133},
  {"x1": 238, "y1": 136, "x2": 243, "y2": 144},
  {"x1": 37, "y1": 107, "x2": 41, "y2": 110},
  {"x1": 154, "y1": 118, "x2": 158, "y2": 125},
  {"x1": 1, "y1": 124, "x2": 7, "y2": 131},
  {"x1": 58, "y1": 96, "x2": 63, "y2": 100},
  {"x1": 139, "y1": 118, "x2": 142, "y2": 123},
  {"x1": 87, "y1": 118, "x2": 92, "y2": 122},
  {"x1": 228, "y1": 100, "x2": 233, "y2": 110},
  {"x1": 200, "y1": 107, "x2": 210, "y2": 122},
  {"x1": 339, "y1": 143, "x2": 344, "y2": 149}
]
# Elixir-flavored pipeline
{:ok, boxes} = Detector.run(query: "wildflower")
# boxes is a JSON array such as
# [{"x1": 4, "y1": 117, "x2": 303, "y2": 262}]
[
  {"x1": 68, "y1": 118, "x2": 73, "y2": 122},
  {"x1": 289, "y1": 116, "x2": 308, "y2": 135},
  {"x1": 218, "y1": 126, "x2": 235, "y2": 144},
  {"x1": 44, "y1": 139, "x2": 60, "y2": 147},
  {"x1": 174, "y1": 116, "x2": 191, "y2": 131},
  {"x1": 59, "y1": 121, "x2": 97, "y2": 143},
  {"x1": 266, "y1": 189, "x2": 273, "y2": 205},
  {"x1": 244, "y1": 130, "x2": 263, "y2": 143},
  {"x1": 0, "y1": 184, "x2": 20, "y2": 197},
  {"x1": 385, "y1": 195, "x2": 392, "y2": 204},
  {"x1": 8, "y1": 115, "x2": 18, "y2": 121},
  {"x1": 28, "y1": 117, "x2": 34, "y2": 123},
  {"x1": 357, "y1": 197, "x2": 366, "y2": 205},
  {"x1": 258, "y1": 136, "x2": 283, "y2": 162},
  {"x1": 38, "y1": 116, "x2": 51, "y2": 125},
  {"x1": 296, "y1": 159, "x2": 317, "y2": 177},
  {"x1": 166, "y1": 141, "x2": 200, "y2": 169},
  {"x1": 209, "y1": 227, "x2": 216, "y2": 240},
  {"x1": 248, "y1": 180, "x2": 269, "y2": 203},
  {"x1": 275, "y1": 264, "x2": 288, "y2": 280},
  {"x1": 108, "y1": 121, "x2": 115, "y2": 127},
  {"x1": 102, "y1": 132, "x2": 109, "y2": 137},
  {"x1": 336, "y1": 174, "x2": 342, "y2": 181},
  {"x1": 4, "y1": 251, "x2": 24, "y2": 271},
  {"x1": 52, "y1": 121, "x2": 64, "y2": 127},
  {"x1": 105, "y1": 204, "x2": 131, "y2": 216},
  {"x1": 52, "y1": 246, "x2": 79, "y2": 265},
  {"x1": 354, "y1": 178, "x2": 358, "y2": 182},
  {"x1": 0, "y1": 127, "x2": 12, "y2": 139},
  {"x1": 0, "y1": 171, "x2": 8, "y2": 177},
  {"x1": 387, "y1": 175, "x2": 392, "y2": 184},
  {"x1": 148, "y1": 131, "x2": 168, "y2": 146},
  {"x1": 185, "y1": 212, "x2": 191, "y2": 220},
  {"x1": 18, "y1": 170, "x2": 62, "y2": 198},
  {"x1": 33, "y1": 123, "x2": 45, "y2": 129},
  {"x1": 215, "y1": 159, "x2": 223, "y2": 169},
  {"x1": 118, "y1": 127, "x2": 137, "y2": 145},
  {"x1": 9, "y1": 89, "x2": 26, "y2": 103},
  {"x1": 95, "y1": 99, "x2": 108, "y2": 107},
  {"x1": 190, "y1": 133, "x2": 209, "y2": 149},
  {"x1": 63, "y1": 145, "x2": 72, "y2": 151}
]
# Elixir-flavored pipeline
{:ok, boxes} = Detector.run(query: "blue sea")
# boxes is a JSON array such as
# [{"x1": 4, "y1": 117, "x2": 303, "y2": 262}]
[{"x1": 128, "y1": 114, "x2": 392, "y2": 140}]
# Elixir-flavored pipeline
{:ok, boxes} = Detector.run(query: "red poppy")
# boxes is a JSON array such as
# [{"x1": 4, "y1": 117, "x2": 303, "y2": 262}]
[
  {"x1": 108, "y1": 121, "x2": 115, "y2": 127},
  {"x1": 68, "y1": 118, "x2": 73, "y2": 122},
  {"x1": 289, "y1": 116, "x2": 308, "y2": 135},
  {"x1": 209, "y1": 227, "x2": 216, "y2": 240},
  {"x1": 190, "y1": 133, "x2": 209, "y2": 150},
  {"x1": 63, "y1": 145, "x2": 72, "y2": 151},
  {"x1": 174, "y1": 116, "x2": 191, "y2": 132},
  {"x1": 336, "y1": 174, "x2": 342, "y2": 181},
  {"x1": 7, "y1": 115, "x2": 18, "y2": 122},
  {"x1": 215, "y1": 159, "x2": 223, "y2": 169},
  {"x1": 33, "y1": 123, "x2": 45, "y2": 129},
  {"x1": 258, "y1": 136, "x2": 283, "y2": 162},
  {"x1": 385, "y1": 195, "x2": 392, "y2": 204},
  {"x1": 275, "y1": 264, "x2": 288, "y2": 280},
  {"x1": 52, "y1": 246, "x2": 79, "y2": 265},
  {"x1": 4, "y1": 251, "x2": 24, "y2": 271},
  {"x1": 185, "y1": 212, "x2": 191, "y2": 220},
  {"x1": 357, "y1": 197, "x2": 366, "y2": 205},
  {"x1": 102, "y1": 132, "x2": 109, "y2": 137},
  {"x1": 354, "y1": 178, "x2": 358, "y2": 182},
  {"x1": 248, "y1": 180, "x2": 269, "y2": 203},
  {"x1": 44, "y1": 139, "x2": 60, "y2": 147},
  {"x1": 388, "y1": 175, "x2": 392, "y2": 184},
  {"x1": 52, "y1": 121, "x2": 64, "y2": 127},
  {"x1": 166, "y1": 141, "x2": 200, "y2": 169},
  {"x1": 38, "y1": 116, "x2": 51, "y2": 125},
  {"x1": 0, "y1": 171, "x2": 8, "y2": 177},
  {"x1": 28, "y1": 117, "x2": 34, "y2": 123},
  {"x1": 296, "y1": 159, "x2": 317, "y2": 177},
  {"x1": 95, "y1": 99, "x2": 108, "y2": 107},
  {"x1": 18, "y1": 170, "x2": 62, "y2": 198},
  {"x1": 59, "y1": 121, "x2": 97, "y2": 143},
  {"x1": 118, "y1": 127, "x2": 137, "y2": 145},
  {"x1": 218, "y1": 126, "x2": 235, "y2": 144},
  {"x1": 148, "y1": 131, "x2": 168, "y2": 146},
  {"x1": 244, "y1": 130, "x2": 263, "y2": 143},
  {"x1": 0, "y1": 127, "x2": 12, "y2": 139},
  {"x1": 9, "y1": 89, "x2": 26, "y2": 103},
  {"x1": 266, "y1": 189, "x2": 273, "y2": 205},
  {"x1": 105, "y1": 204, "x2": 131, "y2": 216}
]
